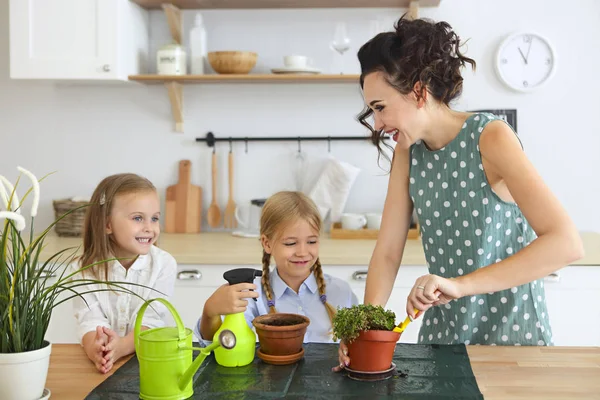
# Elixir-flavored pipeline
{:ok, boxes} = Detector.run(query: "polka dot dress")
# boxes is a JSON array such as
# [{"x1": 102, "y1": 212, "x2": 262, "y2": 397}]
[{"x1": 409, "y1": 113, "x2": 553, "y2": 346}]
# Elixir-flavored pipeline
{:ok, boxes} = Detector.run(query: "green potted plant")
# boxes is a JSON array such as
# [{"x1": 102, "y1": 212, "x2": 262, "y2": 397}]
[
  {"x1": 332, "y1": 304, "x2": 400, "y2": 372},
  {"x1": 0, "y1": 167, "x2": 145, "y2": 400}
]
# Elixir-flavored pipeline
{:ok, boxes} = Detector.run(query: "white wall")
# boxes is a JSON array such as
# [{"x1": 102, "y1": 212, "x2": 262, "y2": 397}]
[{"x1": 0, "y1": 0, "x2": 599, "y2": 233}]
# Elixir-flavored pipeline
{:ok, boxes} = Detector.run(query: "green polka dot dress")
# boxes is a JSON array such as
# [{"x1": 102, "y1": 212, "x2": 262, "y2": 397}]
[{"x1": 409, "y1": 113, "x2": 553, "y2": 346}]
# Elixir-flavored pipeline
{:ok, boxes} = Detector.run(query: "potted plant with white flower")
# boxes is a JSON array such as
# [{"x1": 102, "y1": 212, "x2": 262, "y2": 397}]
[{"x1": 0, "y1": 167, "x2": 149, "y2": 400}]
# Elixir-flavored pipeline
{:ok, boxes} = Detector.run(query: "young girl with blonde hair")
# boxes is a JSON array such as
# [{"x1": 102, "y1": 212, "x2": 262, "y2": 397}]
[
  {"x1": 70, "y1": 173, "x2": 177, "y2": 373},
  {"x1": 196, "y1": 191, "x2": 358, "y2": 344}
]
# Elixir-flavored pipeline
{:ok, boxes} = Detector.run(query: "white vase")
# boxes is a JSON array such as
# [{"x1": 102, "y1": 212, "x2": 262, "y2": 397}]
[{"x1": 0, "y1": 341, "x2": 52, "y2": 400}]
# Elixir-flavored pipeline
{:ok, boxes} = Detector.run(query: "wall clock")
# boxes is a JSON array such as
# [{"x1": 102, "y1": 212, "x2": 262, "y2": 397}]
[{"x1": 495, "y1": 32, "x2": 556, "y2": 92}]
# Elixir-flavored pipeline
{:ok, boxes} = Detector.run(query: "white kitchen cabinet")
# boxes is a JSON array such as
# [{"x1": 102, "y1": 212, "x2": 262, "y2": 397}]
[
  {"x1": 42, "y1": 262, "x2": 600, "y2": 348},
  {"x1": 169, "y1": 266, "x2": 232, "y2": 332},
  {"x1": 543, "y1": 266, "x2": 600, "y2": 346},
  {"x1": 9, "y1": 0, "x2": 149, "y2": 80},
  {"x1": 43, "y1": 268, "x2": 79, "y2": 344}
]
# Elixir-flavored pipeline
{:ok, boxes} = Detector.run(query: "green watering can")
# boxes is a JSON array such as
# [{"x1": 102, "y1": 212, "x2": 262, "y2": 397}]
[{"x1": 134, "y1": 298, "x2": 236, "y2": 400}]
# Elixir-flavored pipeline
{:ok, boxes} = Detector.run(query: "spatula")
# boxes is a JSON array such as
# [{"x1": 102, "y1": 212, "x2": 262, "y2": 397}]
[
  {"x1": 223, "y1": 149, "x2": 237, "y2": 229},
  {"x1": 207, "y1": 149, "x2": 221, "y2": 228}
]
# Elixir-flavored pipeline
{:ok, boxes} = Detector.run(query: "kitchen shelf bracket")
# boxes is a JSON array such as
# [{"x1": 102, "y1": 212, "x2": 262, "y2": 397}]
[
  {"x1": 162, "y1": 3, "x2": 182, "y2": 44},
  {"x1": 166, "y1": 81, "x2": 184, "y2": 132},
  {"x1": 408, "y1": 0, "x2": 419, "y2": 19}
]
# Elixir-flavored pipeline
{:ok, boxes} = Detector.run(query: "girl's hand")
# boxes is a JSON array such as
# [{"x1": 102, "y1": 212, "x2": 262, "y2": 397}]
[
  {"x1": 204, "y1": 283, "x2": 260, "y2": 317},
  {"x1": 101, "y1": 327, "x2": 121, "y2": 374},
  {"x1": 407, "y1": 274, "x2": 464, "y2": 318},
  {"x1": 331, "y1": 341, "x2": 350, "y2": 372},
  {"x1": 85, "y1": 326, "x2": 108, "y2": 373}
]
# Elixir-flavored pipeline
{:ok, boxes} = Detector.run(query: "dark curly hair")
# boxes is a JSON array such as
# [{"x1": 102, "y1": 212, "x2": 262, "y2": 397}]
[{"x1": 357, "y1": 15, "x2": 476, "y2": 164}]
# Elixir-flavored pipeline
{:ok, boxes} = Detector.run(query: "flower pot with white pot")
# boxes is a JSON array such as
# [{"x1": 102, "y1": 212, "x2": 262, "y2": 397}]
[{"x1": 0, "y1": 166, "x2": 151, "y2": 399}]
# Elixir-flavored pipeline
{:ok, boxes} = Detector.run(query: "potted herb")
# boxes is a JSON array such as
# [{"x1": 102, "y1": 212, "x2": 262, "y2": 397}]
[
  {"x1": 332, "y1": 304, "x2": 399, "y2": 372},
  {"x1": 0, "y1": 167, "x2": 144, "y2": 400}
]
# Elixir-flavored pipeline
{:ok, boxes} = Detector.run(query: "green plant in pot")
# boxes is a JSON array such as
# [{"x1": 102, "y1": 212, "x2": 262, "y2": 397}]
[
  {"x1": 332, "y1": 304, "x2": 399, "y2": 372},
  {"x1": 0, "y1": 167, "x2": 150, "y2": 400}
]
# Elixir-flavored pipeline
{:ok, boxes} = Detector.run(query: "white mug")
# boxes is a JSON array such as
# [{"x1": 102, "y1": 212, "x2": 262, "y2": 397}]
[
  {"x1": 341, "y1": 213, "x2": 367, "y2": 230},
  {"x1": 283, "y1": 55, "x2": 311, "y2": 69},
  {"x1": 366, "y1": 213, "x2": 382, "y2": 230}
]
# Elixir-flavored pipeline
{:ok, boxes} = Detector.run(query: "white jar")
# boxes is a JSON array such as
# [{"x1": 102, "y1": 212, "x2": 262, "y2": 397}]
[{"x1": 157, "y1": 43, "x2": 187, "y2": 75}]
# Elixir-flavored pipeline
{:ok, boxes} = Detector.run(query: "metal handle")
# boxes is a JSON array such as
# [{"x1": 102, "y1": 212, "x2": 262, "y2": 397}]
[
  {"x1": 102, "y1": 64, "x2": 111, "y2": 72},
  {"x1": 36, "y1": 271, "x2": 57, "y2": 279},
  {"x1": 543, "y1": 272, "x2": 560, "y2": 283},
  {"x1": 352, "y1": 271, "x2": 368, "y2": 281},
  {"x1": 177, "y1": 269, "x2": 202, "y2": 280}
]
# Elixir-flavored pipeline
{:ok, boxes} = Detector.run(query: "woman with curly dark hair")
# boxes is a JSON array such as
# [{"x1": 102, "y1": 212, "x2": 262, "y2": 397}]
[{"x1": 335, "y1": 15, "x2": 583, "y2": 369}]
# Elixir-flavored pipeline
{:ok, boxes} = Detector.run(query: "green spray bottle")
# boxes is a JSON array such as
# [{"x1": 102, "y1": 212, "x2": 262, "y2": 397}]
[{"x1": 213, "y1": 268, "x2": 262, "y2": 367}]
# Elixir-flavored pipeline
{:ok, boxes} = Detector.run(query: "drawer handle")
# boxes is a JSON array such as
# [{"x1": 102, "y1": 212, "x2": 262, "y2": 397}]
[
  {"x1": 352, "y1": 271, "x2": 368, "y2": 281},
  {"x1": 177, "y1": 269, "x2": 202, "y2": 280},
  {"x1": 36, "y1": 271, "x2": 57, "y2": 279},
  {"x1": 543, "y1": 272, "x2": 560, "y2": 283}
]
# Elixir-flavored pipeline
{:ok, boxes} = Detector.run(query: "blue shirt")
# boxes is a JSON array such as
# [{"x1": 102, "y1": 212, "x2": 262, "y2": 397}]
[{"x1": 194, "y1": 267, "x2": 359, "y2": 344}]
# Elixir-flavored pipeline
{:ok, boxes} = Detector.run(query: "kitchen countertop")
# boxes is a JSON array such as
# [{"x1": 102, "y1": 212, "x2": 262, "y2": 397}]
[
  {"x1": 38, "y1": 231, "x2": 600, "y2": 266},
  {"x1": 46, "y1": 344, "x2": 600, "y2": 400}
]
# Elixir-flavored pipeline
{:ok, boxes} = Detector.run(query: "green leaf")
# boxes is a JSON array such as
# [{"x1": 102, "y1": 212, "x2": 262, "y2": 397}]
[{"x1": 331, "y1": 304, "x2": 396, "y2": 344}]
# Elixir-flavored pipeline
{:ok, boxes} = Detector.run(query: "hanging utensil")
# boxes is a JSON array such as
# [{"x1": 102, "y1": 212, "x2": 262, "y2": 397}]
[
  {"x1": 207, "y1": 148, "x2": 221, "y2": 228},
  {"x1": 224, "y1": 141, "x2": 237, "y2": 229}
]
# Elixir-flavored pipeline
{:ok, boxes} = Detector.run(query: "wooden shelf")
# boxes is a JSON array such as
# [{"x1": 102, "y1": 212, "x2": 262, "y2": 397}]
[
  {"x1": 129, "y1": 74, "x2": 359, "y2": 83},
  {"x1": 137, "y1": 0, "x2": 433, "y2": 132},
  {"x1": 130, "y1": 74, "x2": 359, "y2": 132},
  {"x1": 131, "y1": 0, "x2": 440, "y2": 9}
]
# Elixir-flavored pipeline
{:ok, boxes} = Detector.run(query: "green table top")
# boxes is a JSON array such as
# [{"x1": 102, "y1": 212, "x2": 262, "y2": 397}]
[{"x1": 86, "y1": 343, "x2": 483, "y2": 399}]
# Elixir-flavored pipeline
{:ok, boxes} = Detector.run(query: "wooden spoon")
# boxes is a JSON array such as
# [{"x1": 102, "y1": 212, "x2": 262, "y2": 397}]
[
  {"x1": 224, "y1": 150, "x2": 237, "y2": 229},
  {"x1": 207, "y1": 149, "x2": 221, "y2": 228}
]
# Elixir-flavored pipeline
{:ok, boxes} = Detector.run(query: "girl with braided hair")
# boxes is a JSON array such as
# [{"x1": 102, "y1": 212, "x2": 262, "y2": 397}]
[{"x1": 196, "y1": 191, "x2": 358, "y2": 344}]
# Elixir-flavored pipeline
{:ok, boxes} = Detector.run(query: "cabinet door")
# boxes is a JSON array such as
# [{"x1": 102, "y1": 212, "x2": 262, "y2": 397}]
[
  {"x1": 9, "y1": 0, "x2": 118, "y2": 79},
  {"x1": 544, "y1": 266, "x2": 600, "y2": 346},
  {"x1": 43, "y1": 268, "x2": 79, "y2": 344},
  {"x1": 168, "y1": 265, "x2": 238, "y2": 333}
]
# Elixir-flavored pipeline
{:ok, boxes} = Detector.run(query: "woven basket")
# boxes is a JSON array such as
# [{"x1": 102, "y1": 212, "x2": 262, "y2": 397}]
[{"x1": 52, "y1": 199, "x2": 88, "y2": 237}]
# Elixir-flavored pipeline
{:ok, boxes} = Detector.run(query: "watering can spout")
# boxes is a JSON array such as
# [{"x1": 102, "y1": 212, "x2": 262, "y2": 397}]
[{"x1": 178, "y1": 329, "x2": 237, "y2": 391}]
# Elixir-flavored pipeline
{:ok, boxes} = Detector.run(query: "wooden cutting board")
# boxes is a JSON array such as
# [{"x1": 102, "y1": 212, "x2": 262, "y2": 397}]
[{"x1": 164, "y1": 160, "x2": 202, "y2": 233}]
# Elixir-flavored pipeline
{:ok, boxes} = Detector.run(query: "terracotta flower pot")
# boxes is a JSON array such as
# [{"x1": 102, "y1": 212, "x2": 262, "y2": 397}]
[
  {"x1": 346, "y1": 330, "x2": 400, "y2": 372},
  {"x1": 252, "y1": 313, "x2": 310, "y2": 356}
]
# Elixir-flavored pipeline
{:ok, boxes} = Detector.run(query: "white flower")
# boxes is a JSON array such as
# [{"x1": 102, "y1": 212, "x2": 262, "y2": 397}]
[
  {"x1": 17, "y1": 167, "x2": 40, "y2": 217},
  {"x1": 0, "y1": 175, "x2": 20, "y2": 213},
  {"x1": 0, "y1": 180, "x2": 9, "y2": 210},
  {"x1": 0, "y1": 211, "x2": 26, "y2": 231}
]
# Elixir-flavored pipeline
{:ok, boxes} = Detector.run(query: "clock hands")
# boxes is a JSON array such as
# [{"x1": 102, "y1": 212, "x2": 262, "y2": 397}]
[
  {"x1": 525, "y1": 36, "x2": 533, "y2": 63},
  {"x1": 518, "y1": 36, "x2": 534, "y2": 65},
  {"x1": 517, "y1": 47, "x2": 528, "y2": 65}
]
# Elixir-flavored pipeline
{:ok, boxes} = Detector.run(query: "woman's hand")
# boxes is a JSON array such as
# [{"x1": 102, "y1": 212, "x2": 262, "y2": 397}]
[
  {"x1": 331, "y1": 341, "x2": 350, "y2": 372},
  {"x1": 407, "y1": 274, "x2": 464, "y2": 318},
  {"x1": 204, "y1": 283, "x2": 260, "y2": 318}
]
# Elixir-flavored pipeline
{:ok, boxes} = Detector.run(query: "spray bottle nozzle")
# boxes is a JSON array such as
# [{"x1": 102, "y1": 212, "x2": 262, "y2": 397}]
[{"x1": 223, "y1": 268, "x2": 263, "y2": 302}]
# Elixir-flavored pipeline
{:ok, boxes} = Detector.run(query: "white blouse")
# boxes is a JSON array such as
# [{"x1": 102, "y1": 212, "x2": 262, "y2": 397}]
[{"x1": 69, "y1": 245, "x2": 177, "y2": 343}]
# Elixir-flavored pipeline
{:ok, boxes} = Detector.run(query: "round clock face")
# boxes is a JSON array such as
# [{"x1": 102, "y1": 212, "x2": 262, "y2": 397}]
[{"x1": 495, "y1": 32, "x2": 556, "y2": 92}]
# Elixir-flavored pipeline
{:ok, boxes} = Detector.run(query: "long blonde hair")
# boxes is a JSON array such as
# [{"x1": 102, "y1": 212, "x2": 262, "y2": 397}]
[
  {"x1": 260, "y1": 191, "x2": 337, "y2": 325},
  {"x1": 79, "y1": 173, "x2": 156, "y2": 280}
]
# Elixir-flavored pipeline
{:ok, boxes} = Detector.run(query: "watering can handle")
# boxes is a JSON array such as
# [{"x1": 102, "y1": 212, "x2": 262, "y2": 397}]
[{"x1": 134, "y1": 298, "x2": 186, "y2": 350}]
